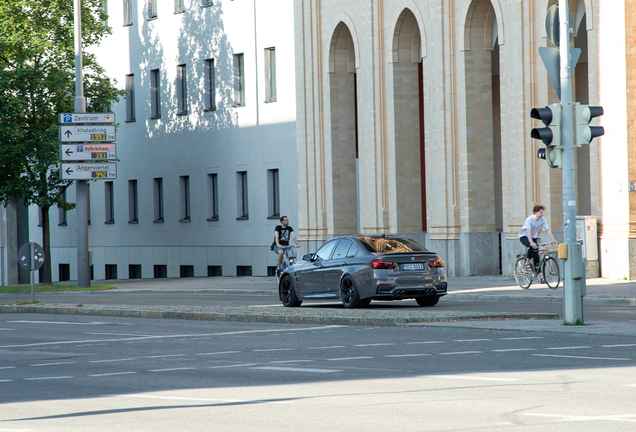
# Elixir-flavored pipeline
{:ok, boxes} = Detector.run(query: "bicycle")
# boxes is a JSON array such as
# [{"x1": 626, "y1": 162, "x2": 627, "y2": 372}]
[
  {"x1": 274, "y1": 245, "x2": 299, "y2": 284},
  {"x1": 513, "y1": 242, "x2": 560, "y2": 289}
]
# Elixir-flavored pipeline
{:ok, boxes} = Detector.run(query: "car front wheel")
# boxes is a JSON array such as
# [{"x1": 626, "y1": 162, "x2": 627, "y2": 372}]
[{"x1": 280, "y1": 275, "x2": 302, "y2": 307}]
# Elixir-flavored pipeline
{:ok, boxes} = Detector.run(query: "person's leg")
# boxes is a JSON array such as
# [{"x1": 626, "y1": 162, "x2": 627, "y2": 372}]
[
  {"x1": 520, "y1": 237, "x2": 533, "y2": 268},
  {"x1": 531, "y1": 237, "x2": 540, "y2": 270}
]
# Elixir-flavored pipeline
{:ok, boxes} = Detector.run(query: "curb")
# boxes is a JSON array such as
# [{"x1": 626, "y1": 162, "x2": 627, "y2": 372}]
[
  {"x1": 0, "y1": 305, "x2": 559, "y2": 327},
  {"x1": 446, "y1": 293, "x2": 636, "y2": 306}
]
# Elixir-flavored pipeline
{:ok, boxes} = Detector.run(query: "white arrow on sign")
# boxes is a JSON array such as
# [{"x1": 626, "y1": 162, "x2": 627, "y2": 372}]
[
  {"x1": 59, "y1": 125, "x2": 116, "y2": 143},
  {"x1": 59, "y1": 144, "x2": 117, "y2": 161},
  {"x1": 58, "y1": 113, "x2": 115, "y2": 124},
  {"x1": 59, "y1": 163, "x2": 117, "y2": 180}
]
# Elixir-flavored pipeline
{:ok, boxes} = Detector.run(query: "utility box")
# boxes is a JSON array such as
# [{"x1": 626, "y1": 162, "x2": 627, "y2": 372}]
[{"x1": 576, "y1": 216, "x2": 599, "y2": 278}]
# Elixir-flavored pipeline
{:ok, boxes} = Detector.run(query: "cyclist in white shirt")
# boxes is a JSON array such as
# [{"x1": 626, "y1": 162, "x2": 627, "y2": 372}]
[{"x1": 518, "y1": 205, "x2": 557, "y2": 282}]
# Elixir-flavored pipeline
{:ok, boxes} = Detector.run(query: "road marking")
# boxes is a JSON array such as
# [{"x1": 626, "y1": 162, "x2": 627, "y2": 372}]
[
  {"x1": 269, "y1": 360, "x2": 314, "y2": 364},
  {"x1": 208, "y1": 364, "x2": 258, "y2": 369},
  {"x1": 354, "y1": 343, "x2": 395, "y2": 347},
  {"x1": 90, "y1": 358, "x2": 135, "y2": 363},
  {"x1": 197, "y1": 351, "x2": 241, "y2": 356},
  {"x1": 453, "y1": 339, "x2": 492, "y2": 342},
  {"x1": 385, "y1": 354, "x2": 431, "y2": 358},
  {"x1": 0, "y1": 328, "x2": 13, "y2": 331},
  {"x1": 8, "y1": 320, "x2": 109, "y2": 326},
  {"x1": 406, "y1": 341, "x2": 445, "y2": 345},
  {"x1": 252, "y1": 348, "x2": 293, "y2": 352},
  {"x1": 24, "y1": 376, "x2": 73, "y2": 380},
  {"x1": 499, "y1": 337, "x2": 544, "y2": 340},
  {"x1": 306, "y1": 346, "x2": 346, "y2": 350},
  {"x1": 532, "y1": 354, "x2": 630, "y2": 361},
  {"x1": 0, "y1": 325, "x2": 345, "y2": 349},
  {"x1": 601, "y1": 344, "x2": 636, "y2": 348},
  {"x1": 252, "y1": 366, "x2": 342, "y2": 374},
  {"x1": 545, "y1": 346, "x2": 591, "y2": 350},
  {"x1": 29, "y1": 362, "x2": 75, "y2": 367},
  {"x1": 148, "y1": 367, "x2": 196, "y2": 372},
  {"x1": 326, "y1": 356, "x2": 373, "y2": 361},
  {"x1": 89, "y1": 372, "x2": 137, "y2": 377},
  {"x1": 523, "y1": 413, "x2": 636, "y2": 422},
  {"x1": 145, "y1": 354, "x2": 186, "y2": 359},
  {"x1": 428, "y1": 375, "x2": 521, "y2": 382},
  {"x1": 0, "y1": 366, "x2": 16, "y2": 370},
  {"x1": 0, "y1": 380, "x2": 14, "y2": 383},
  {"x1": 84, "y1": 332, "x2": 154, "y2": 336},
  {"x1": 439, "y1": 351, "x2": 482, "y2": 355},
  {"x1": 491, "y1": 349, "x2": 537, "y2": 352}
]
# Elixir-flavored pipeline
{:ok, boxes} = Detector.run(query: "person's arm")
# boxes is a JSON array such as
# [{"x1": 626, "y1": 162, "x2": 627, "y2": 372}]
[
  {"x1": 546, "y1": 229, "x2": 557, "y2": 244},
  {"x1": 526, "y1": 228, "x2": 537, "y2": 248},
  {"x1": 275, "y1": 230, "x2": 281, "y2": 247},
  {"x1": 291, "y1": 231, "x2": 299, "y2": 246}
]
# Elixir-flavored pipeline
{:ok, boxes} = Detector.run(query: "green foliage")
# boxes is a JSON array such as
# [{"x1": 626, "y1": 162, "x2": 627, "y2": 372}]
[{"x1": 0, "y1": 0, "x2": 124, "y2": 209}]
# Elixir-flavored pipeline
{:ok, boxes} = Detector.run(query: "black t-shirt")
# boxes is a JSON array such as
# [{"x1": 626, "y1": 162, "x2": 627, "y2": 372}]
[{"x1": 273, "y1": 225, "x2": 294, "y2": 248}]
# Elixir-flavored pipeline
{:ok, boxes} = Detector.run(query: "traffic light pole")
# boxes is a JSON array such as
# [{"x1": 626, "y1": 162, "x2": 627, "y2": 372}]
[
  {"x1": 559, "y1": 0, "x2": 583, "y2": 324},
  {"x1": 74, "y1": 0, "x2": 90, "y2": 288}
]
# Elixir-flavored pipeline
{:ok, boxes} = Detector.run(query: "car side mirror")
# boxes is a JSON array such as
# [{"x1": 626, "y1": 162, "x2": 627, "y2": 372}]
[{"x1": 302, "y1": 253, "x2": 314, "y2": 261}]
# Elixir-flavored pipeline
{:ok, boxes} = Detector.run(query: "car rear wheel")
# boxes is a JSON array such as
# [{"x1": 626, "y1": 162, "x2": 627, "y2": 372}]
[
  {"x1": 416, "y1": 296, "x2": 440, "y2": 307},
  {"x1": 279, "y1": 275, "x2": 302, "y2": 307},
  {"x1": 340, "y1": 276, "x2": 370, "y2": 308}
]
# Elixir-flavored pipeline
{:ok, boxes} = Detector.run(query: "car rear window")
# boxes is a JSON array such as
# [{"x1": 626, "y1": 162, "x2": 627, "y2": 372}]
[{"x1": 357, "y1": 237, "x2": 428, "y2": 253}]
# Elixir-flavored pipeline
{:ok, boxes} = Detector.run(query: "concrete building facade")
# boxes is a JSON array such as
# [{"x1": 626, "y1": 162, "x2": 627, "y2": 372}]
[{"x1": 294, "y1": 0, "x2": 633, "y2": 278}]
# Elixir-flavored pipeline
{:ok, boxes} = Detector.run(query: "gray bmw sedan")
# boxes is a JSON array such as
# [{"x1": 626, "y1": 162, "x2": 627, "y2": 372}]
[{"x1": 278, "y1": 234, "x2": 447, "y2": 308}]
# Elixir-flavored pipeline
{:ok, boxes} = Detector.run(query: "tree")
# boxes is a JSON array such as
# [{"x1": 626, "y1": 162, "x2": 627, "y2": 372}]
[{"x1": 0, "y1": 0, "x2": 124, "y2": 284}]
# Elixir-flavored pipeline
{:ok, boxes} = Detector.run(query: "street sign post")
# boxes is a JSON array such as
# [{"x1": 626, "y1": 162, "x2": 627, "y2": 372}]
[
  {"x1": 59, "y1": 125, "x2": 116, "y2": 142},
  {"x1": 59, "y1": 144, "x2": 116, "y2": 161},
  {"x1": 58, "y1": 112, "x2": 115, "y2": 124},
  {"x1": 18, "y1": 242, "x2": 45, "y2": 302},
  {"x1": 60, "y1": 162, "x2": 117, "y2": 179}
]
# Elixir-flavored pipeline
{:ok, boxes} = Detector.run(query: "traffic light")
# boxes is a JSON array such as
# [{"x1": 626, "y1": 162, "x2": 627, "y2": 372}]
[
  {"x1": 531, "y1": 103, "x2": 562, "y2": 168},
  {"x1": 574, "y1": 103, "x2": 604, "y2": 146}
]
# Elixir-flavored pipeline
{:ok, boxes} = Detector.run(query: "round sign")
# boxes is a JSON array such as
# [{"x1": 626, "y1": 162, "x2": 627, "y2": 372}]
[
  {"x1": 18, "y1": 242, "x2": 45, "y2": 271},
  {"x1": 545, "y1": 4, "x2": 574, "y2": 47}
]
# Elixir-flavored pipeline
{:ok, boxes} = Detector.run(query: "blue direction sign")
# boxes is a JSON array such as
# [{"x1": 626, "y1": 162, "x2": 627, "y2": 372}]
[
  {"x1": 58, "y1": 113, "x2": 115, "y2": 124},
  {"x1": 60, "y1": 144, "x2": 116, "y2": 161}
]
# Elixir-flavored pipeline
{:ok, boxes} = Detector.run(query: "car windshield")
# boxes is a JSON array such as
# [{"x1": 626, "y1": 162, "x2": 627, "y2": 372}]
[{"x1": 357, "y1": 236, "x2": 428, "y2": 253}]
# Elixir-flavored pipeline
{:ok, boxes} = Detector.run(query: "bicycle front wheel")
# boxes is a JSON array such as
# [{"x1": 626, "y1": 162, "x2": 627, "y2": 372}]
[
  {"x1": 514, "y1": 257, "x2": 532, "y2": 289},
  {"x1": 542, "y1": 256, "x2": 560, "y2": 289}
]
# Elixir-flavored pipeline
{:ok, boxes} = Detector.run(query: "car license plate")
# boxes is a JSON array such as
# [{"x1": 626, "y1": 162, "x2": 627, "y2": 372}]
[{"x1": 401, "y1": 263, "x2": 424, "y2": 270}]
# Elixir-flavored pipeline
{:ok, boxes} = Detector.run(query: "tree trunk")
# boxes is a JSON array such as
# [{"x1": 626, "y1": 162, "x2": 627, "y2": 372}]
[{"x1": 41, "y1": 205, "x2": 52, "y2": 284}]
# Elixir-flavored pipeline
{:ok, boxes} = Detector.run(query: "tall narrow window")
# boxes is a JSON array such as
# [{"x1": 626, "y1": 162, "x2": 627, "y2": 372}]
[
  {"x1": 123, "y1": 0, "x2": 133, "y2": 26},
  {"x1": 128, "y1": 180, "x2": 138, "y2": 223},
  {"x1": 233, "y1": 53, "x2": 245, "y2": 107},
  {"x1": 204, "y1": 59, "x2": 216, "y2": 111},
  {"x1": 125, "y1": 74, "x2": 135, "y2": 122},
  {"x1": 207, "y1": 173, "x2": 218, "y2": 220},
  {"x1": 150, "y1": 69, "x2": 161, "y2": 119},
  {"x1": 105, "y1": 181, "x2": 114, "y2": 223},
  {"x1": 237, "y1": 171, "x2": 248, "y2": 219},
  {"x1": 153, "y1": 177, "x2": 164, "y2": 222},
  {"x1": 267, "y1": 169, "x2": 280, "y2": 218},
  {"x1": 148, "y1": 0, "x2": 157, "y2": 19},
  {"x1": 177, "y1": 64, "x2": 187, "y2": 115},
  {"x1": 264, "y1": 47, "x2": 277, "y2": 102},
  {"x1": 58, "y1": 190, "x2": 67, "y2": 226},
  {"x1": 174, "y1": 0, "x2": 185, "y2": 13},
  {"x1": 180, "y1": 176, "x2": 190, "y2": 221}
]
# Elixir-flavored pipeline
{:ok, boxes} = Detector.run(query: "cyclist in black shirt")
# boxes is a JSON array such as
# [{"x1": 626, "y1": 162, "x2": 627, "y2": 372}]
[{"x1": 273, "y1": 216, "x2": 299, "y2": 277}]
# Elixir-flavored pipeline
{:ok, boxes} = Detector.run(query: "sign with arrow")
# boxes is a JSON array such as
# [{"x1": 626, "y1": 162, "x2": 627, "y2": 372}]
[
  {"x1": 59, "y1": 125, "x2": 116, "y2": 143},
  {"x1": 59, "y1": 163, "x2": 117, "y2": 180},
  {"x1": 59, "y1": 144, "x2": 116, "y2": 161}
]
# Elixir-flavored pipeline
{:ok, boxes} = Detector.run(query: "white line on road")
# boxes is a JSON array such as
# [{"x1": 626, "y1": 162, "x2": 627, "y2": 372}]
[
  {"x1": 384, "y1": 354, "x2": 431, "y2": 358},
  {"x1": 0, "y1": 328, "x2": 14, "y2": 331},
  {"x1": 8, "y1": 320, "x2": 109, "y2": 326},
  {"x1": 305, "y1": 346, "x2": 346, "y2": 349},
  {"x1": 406, "y1": 341, "x2": 445, "y2": 345},
  {"x1": 532, "y1": 354, "x2": 630, "y2": 361},
  {"x1": 29, "y1": 362, "x2": 75, "y2": 367},
  {"x1": 354, "y1": 343, "x2": 395, "y2": 347},
  {"x1": 84, "y1": 332, "x2": 154, "y2": 337},
  {"x1": 0, "y1": 380, "x2": 14, "y2": 383},
  {"x1": 197, "y1": 351, "x2": 241, "y2": 356},
  {"x1": 326, "y1": 357, "x2": 373, "y2": 361},
  {"x1": 148, "y1": 368, "x2": 196, "y2": 372},
  {"x1": 523, "y1": 413, "x2": 636, "y2": 422},
  {"x1": 209, "y1": 364, "x2": 258, "y2": 369},
  {"x1": 144, "y1": 354, "x2": 187, "y2": 359},
  {"x1": 89, "y1": 372, "x2": 137, "y2": 377},
  {"x1": 252, "y1": 366, "x2": 343, "y2": 374},
  {"x1": 439, "y1": 351, "x2": 482, "y2": 355},
  {"x1": 453, "y1": 339, "x2": 492, "y2": 342},
  {"x1": 428, "y1": 375, "x2": 522, "y2": 382},
  {"x1": 491, "y1": 349, "x2": 537, "y2": 352},
  {"x1": 23, "y1": 376, "x2": 73, "y2": 380},
  {"x1": 252, "y1": 348, "x2": 293, "y2": 352},
  {"x1": 601, "y1": 344, "x2": 636, "y2": 348},
  {"x1": 498, "y1": 337, "x2": 544, "y2": 340},
  {"x1": 269, "y1": 360, "x2": 314, "y2": 364},
  {"x1": 0, "y1": 366, "x2": 16, "y2": 370},
  {"x1": 90, "y1": 358, "x2": 135, "y2": 363},
  {"x1": 545, "y1": 346, "x2": 591, "y2": 350}
]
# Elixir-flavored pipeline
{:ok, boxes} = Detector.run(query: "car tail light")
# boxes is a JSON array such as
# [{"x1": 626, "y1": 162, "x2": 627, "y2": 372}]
[
  {"x1": 429, "y1": 256, "x2": 444, "y2": 268},
  {"x1": 370, "y1": 259, "x2": 396, "y2": 269}
]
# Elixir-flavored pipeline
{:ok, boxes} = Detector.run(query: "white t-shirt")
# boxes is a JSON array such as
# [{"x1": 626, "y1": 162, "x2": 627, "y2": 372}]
[{"x1": 518, "y1": 215, "x2": 549, "y2": 238}]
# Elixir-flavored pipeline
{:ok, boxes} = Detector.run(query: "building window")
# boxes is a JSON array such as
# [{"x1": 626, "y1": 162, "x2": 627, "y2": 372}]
[
  {"x1": 267, "y1": 169, "x2": 280, "y2": 218},
  {"x1": 204, "y1": 58, "x2": 216, "y2": 111},
  {"x1": 128, "y1": 180, "x2": 138, "y2": 223},
  {"x1": 233, "y1": 53, "x2": 245, "y2": 107},
  {"x1": 180, "y1": 265, "x2": 194, "y2": 278},
  {"x1": 264, "y1": 47, "x2": 277, "y2": 102},
  {"x1": 154, "y1": 265, "x2": 167, "y2": 278},
  {"x1": 125, "y1": 74, "x2": 135, "y2": 122},
  {"x1": 58, "y1": 190, "x2": 67, "y2": 226},
  {"x1": 237, "y1": 171, "x2": 248, "y2": 219},
  {"x1": 174, "y1": 0, "x2": 185, "y2": 13},
  {"x1": 150, "y1": 69, "x2": 161, "y2": 118},
  {"x1": 180, "y1": 175, "x2": 190, "y2": 221},
  {"x1": 153, "y1": 177, "x2": 164, "y2": 222},
  {"x1": 177, "y1": 64, "x2": 187, "y2": 115},
  {"x1": 129, "y1": 265, "x2": 142, "y2": 279},
  {"x1": 148, "y1": 0, "x2": 157, "y2": 19},
  {"x1": 105, "y1": 181, "x2": 114, "y2": 223},
  {"x1": 105, "y1": 264, "x2": 118, "y2": 280},
  {"x1": 207, "y1": 173, "x2": 218, "y2": 220},
  {"x1": 123, "y1": 0, "x2": 133, "y2": 26}
]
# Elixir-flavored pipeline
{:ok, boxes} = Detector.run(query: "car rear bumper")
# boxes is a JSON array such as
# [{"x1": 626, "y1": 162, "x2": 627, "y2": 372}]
[{"x1": 373, "y1": 280, "x2": 447, "y2": 300}]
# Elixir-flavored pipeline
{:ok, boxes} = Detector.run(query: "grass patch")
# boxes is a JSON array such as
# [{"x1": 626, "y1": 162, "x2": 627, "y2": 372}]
[{"x1": 0, "y1": 284, "x2": 117, "y2": 294}]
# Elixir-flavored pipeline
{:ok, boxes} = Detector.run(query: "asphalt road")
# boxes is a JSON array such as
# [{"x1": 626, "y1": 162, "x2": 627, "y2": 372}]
[
  {"x1": 15, "y1": 292, "x2": 636, "y2": 322},
  {"x1": 2, "y1": 315, "x2": 636, "y2": 431}
]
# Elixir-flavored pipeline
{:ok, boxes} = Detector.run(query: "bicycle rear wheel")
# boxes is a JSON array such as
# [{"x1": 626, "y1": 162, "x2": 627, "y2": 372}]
[
  {"x1": 514, "y1": 257, "x2": 533, "y2": 289},
  {"x1": 542, "y1": 256, "x2": 560, "y2": 289}
]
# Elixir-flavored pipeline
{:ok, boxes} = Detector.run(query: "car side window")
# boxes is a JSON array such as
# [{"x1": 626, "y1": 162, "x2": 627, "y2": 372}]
[
  {"x1": 332, "y1": 240, "x2": 352, "y2": 259},
  {"x1": 345, "y1": 243, "x2": 358, "y2": 258},
  {"x1": 314, "y1": 241, "x2": 338, "y2": 262}
]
